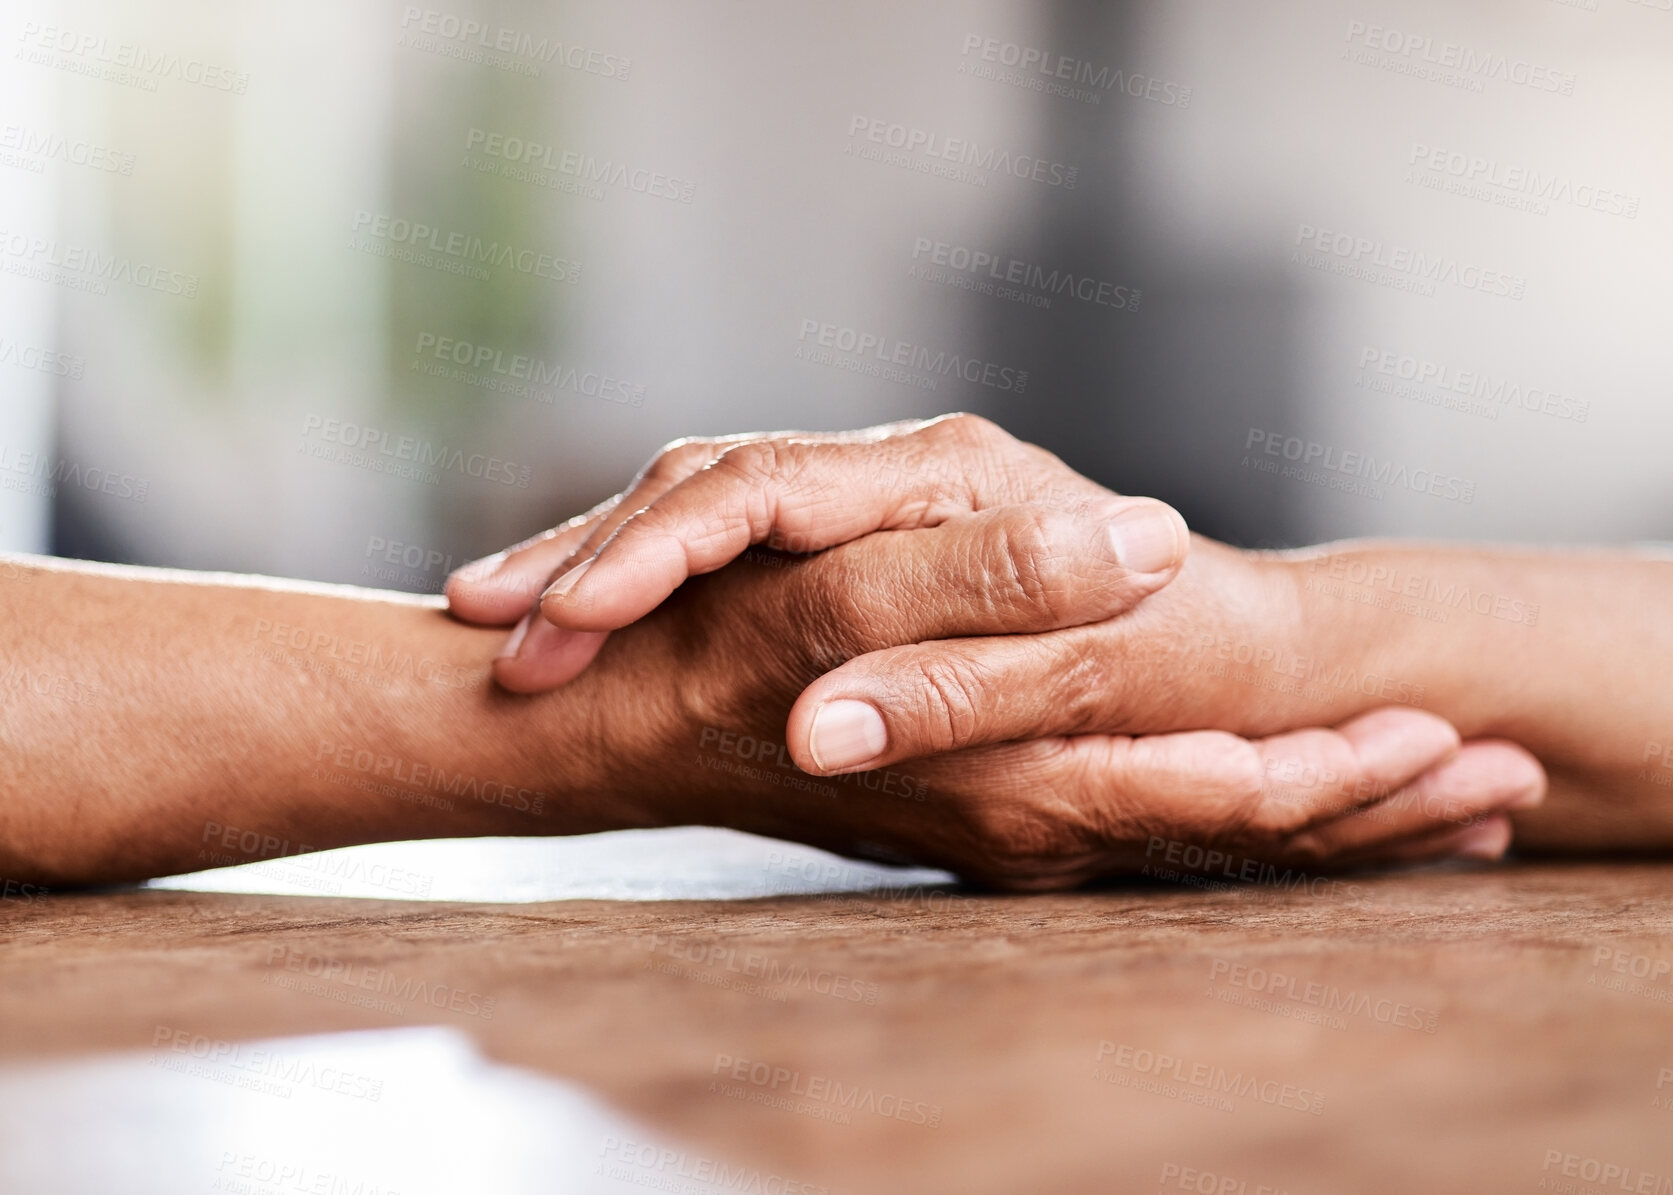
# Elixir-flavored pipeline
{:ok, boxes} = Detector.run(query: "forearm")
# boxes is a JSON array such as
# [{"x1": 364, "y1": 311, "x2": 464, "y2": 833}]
[
  {"x1": 1283, "y1": 542, "x2": 1673, "y2": 848},
  {"x1": 0, "y1": 556, "x2": 624, "y2": 885}
]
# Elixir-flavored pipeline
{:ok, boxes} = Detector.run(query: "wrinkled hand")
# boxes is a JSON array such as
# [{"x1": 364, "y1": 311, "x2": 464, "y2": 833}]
[
  {"x1": 449, "y1": 414, "x2": 1544, "y2": 884},
  {"x1": 447, "y1": 414, "x2": 1189, "y2": 691},
  {"x1": 533, "y1": 524, "x2": 1541, "y2": 889}
]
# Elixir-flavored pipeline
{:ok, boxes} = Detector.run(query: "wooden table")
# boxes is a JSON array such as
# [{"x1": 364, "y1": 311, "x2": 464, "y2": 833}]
[{"x1": 3, "y1": 838, "x2": 1671, "y2": 1195}]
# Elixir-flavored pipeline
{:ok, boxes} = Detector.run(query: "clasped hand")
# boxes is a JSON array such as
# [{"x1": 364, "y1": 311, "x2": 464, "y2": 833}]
[{"x1": 445, "y1": 415, "x2": 1543, "y2": 888}]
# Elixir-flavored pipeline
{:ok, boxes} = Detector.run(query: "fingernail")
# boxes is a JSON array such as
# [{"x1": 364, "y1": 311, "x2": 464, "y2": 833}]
[
  {"x1": 543, "y1": 556, "x2": 593, "y2": 603},
  {"x1": 1452, "y1": 819, "x2": 1512, "y2": 861},
  {"x1": 1503, "y1": 783, "x2": 1545, "y2": 811},
  {"x1": 808, "y1": 700, "x2": 888, "y2": 773},
  {"x1": 1107, "y1": 506, "x2": 1183, "y2": 575},
  {"x1": 498, "y1": 612, "x2": 532, "y2": 660},
  {"x1": 452, "y1": 551, "x2": 508, "y2": 586}
]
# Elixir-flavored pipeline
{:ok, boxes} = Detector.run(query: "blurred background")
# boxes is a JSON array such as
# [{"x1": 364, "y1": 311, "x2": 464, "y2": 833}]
[{"x1": 2, "y1": 0, "x2": 1668, "y2": 585}]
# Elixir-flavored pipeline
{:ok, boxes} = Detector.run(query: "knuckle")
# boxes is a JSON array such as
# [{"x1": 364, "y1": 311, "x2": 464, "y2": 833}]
[
  {"x1": 905, "y1": 654, "x2": 990, "y2": 753},
  {"x1": 644, "y1": 438, "x2": 717, "y2": 485},
  {"x1": 712, "y1": 439, "x2": 782, "y2": 480},
  {"x1": 944, "y1": 740, "x2": 1107, "y2": 886},
  {"x1": 959, "y1": 793, "x2": 1085, "y2": 887},
  {"x1": 1051, "y1": 647, "x2": 1118, "y2": 735},
  {"x1": 934, "y1": 412, "x2": 1010, "y2": 452},
  {"x1": 1273, "y1": 829, "x2": 1335, "y2": 869},
  {"x1": 1169, "y1": 737, "x2": 1269, "y2": 842},
  {"x1": 787, "y1": 557, "x2": 876, "y2": 666},
  {"x1": 994, "y1": 508, "x2": 1077, "y2": 623},
  {"x1": 1239, "y1": 776, "x2": 1319, "y2": 840}
]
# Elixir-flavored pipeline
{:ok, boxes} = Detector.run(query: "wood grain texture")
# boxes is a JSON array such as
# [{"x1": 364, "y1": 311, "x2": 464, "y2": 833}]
[{"x1": 3, "y1": 861, "x2": 1672, "y2": 1194}]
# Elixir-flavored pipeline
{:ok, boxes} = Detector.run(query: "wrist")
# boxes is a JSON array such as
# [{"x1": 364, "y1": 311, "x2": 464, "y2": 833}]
[
  {"x1": 1155, "y1": 539, "x2": 1330, "y2": 737},
  {"x1": 1173, "y1": 542, "x2": 1427, "y2": 736},
  {"x1": 1279, "y1": 542, "x2": 1556, "y2": 739},
  {"x1": 1280, "y1": 550, "x2": 1434, "y2": 720}
]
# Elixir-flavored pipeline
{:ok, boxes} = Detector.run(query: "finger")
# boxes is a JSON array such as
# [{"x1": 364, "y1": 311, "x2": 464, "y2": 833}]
[
  {"x1": 1107, "y1": 709, "x2": 1467, "y2": 843},
  {"x1": 1275, "y1": 739, "x2": 1544, "y2": 862},
  {"x1": 555, "y1": 436, "x2": 739, "y2": 571},
  {"x1": 515, "y1": 502, "x2": 1182, "y2": 722},
  {"x1": 450, "y1": 428, "x2": 881, "y2": 629},
  {"x1": 554, "y1": 427, "x2": 929, "y2": 577},
  {"x1": 540, "y1": 414, "x2": 1134, "y2": 630},
  {"x1": 1344, "y1": 813, "x2": 1515, "y2": 868},
  {"x1": 446, "y1": 508, "x2": 612, "y2": 626},
  {"x1": 551, "y1": 490, "x2": 1186, "y2": 638},
  {"x1": 860, "y1": 710, "x2": 1460, "y2": 889},
  {"x1": 445, "y1": 434, "x2": 732, "y2": 626},
  {"x1": 491, "y1": 611, "x2": 611, "y2": 694},
  {"x1": 475, "y1": 429, "x2": 916, "y2": 687},
  {"x1": 476, "y1": 431, "x2": 872, "y2": 682},
  {"x1": 775, "y1": 581, "x2": 1193, "y2": 778}
]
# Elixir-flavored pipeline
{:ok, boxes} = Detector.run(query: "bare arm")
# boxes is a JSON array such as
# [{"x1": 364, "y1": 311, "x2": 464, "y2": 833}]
[
  {"x1": 0, "y1": 555, "x2": 625, "y2": 885},
  {"x1": 0, "y1": 541, "x2": 1542, "y2": 891},
  {"x1": 1283, "y1": 542, "x2": 1673, "y2": 852}
]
